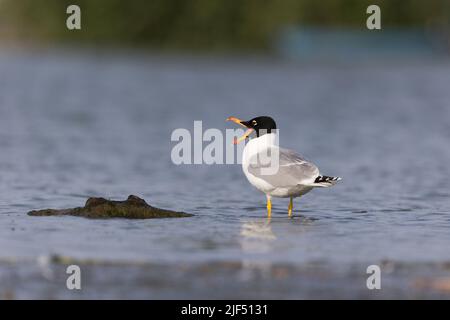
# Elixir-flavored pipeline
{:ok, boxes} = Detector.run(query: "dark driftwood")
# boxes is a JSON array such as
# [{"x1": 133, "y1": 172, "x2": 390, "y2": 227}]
[{"x1": 28, "y1": 195, "x2": 192, "y2": 219}]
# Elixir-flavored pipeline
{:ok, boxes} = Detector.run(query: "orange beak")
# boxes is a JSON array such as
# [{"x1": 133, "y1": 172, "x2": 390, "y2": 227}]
[{"x1": 226, "y1": 116, "x2": 254, "y2": 145}]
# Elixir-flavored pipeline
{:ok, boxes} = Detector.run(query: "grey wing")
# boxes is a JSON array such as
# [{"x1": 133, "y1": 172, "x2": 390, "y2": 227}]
[{"x1": 247, "y1": 147, "x2": 320, "y2": 188}]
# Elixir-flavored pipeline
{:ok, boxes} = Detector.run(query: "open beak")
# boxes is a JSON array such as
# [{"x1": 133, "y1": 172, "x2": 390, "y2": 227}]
[{"x1": 226, "y1": 116, "x2": 254, "y2": 145}]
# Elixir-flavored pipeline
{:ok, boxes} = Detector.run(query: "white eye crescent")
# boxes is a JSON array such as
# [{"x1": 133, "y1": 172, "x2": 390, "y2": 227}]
[{"x1": 252, "y1": 120, "x2": 257, "y2": 125}]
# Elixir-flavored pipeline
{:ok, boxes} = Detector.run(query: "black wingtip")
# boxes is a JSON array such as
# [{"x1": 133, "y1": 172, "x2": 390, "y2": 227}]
[{"x1": 314, "y1": 176, "x2": 341, "y2": 183}]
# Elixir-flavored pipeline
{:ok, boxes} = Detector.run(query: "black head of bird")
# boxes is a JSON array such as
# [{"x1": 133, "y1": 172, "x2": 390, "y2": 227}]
[
  {"x1": 226, "y1": 116, "x2": 277, "y2": 144},
  {"x1": 242, "y1": 116, "x2": 277, "y2": 137}
]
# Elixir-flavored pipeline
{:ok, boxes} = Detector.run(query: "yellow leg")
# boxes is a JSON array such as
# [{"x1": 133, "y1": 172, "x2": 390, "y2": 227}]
[
  {"x1": 288, "y1": 197, "x2": 293, "y2": 217},
  {"x1": 266, "y1": 195, "x2": 272, "y2": 218}
]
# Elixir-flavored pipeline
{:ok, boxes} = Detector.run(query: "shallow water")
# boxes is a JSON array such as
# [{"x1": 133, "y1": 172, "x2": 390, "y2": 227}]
[{"x1": 0, "y1": 49, "x2": 450, "y2": 298}]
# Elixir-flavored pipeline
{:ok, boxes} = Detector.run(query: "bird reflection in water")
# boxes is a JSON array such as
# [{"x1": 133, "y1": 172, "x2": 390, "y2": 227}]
[{"x1": 239, "y1": 219, "x2": 277, "y2": 280}]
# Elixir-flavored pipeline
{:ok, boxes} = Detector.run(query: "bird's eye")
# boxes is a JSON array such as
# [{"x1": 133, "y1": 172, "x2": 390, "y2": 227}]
[{"x1": 252, "y1": 120, "x2": 257, "y2": 126}]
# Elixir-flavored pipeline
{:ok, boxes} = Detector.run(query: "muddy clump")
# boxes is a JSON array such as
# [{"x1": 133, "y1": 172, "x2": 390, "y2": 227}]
[{"x1": 28, "y1": 195, "x2": 192, "y2": 219}]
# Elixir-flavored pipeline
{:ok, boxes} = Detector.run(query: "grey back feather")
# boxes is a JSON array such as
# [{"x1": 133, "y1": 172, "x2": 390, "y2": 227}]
[{"x1": 247, "y1": 147, "x2": 320, "y2": 188}]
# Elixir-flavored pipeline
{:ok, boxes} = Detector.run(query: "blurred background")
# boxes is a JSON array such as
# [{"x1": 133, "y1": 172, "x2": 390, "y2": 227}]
[
  {"x1": 0, "y1": 0, "x2": 449, "y2": 54},
  {"x1": 1, "y1": 1, "x2": 450, "y2": 299}
]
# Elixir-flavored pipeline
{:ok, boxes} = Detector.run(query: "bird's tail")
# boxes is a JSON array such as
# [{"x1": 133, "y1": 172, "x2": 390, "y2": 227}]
[{"x1": 313, "y1": 175, "x2": 342, "y2": 187}]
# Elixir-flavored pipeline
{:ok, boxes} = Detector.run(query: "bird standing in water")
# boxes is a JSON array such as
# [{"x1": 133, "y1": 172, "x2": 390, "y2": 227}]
[{"x1": 227, "y1": 116, "x2": 341, "y2": 218}]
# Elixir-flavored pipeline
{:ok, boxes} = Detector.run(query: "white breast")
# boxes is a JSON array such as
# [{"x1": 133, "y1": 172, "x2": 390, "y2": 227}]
[{"x1": 242, "y1": 134, "x2": 278, "y2": 194}]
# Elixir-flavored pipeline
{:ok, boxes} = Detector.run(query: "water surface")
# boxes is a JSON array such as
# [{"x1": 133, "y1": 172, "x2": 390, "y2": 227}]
[{"x1": 0, "y1": 49, "x2": 449, "y2": 298}]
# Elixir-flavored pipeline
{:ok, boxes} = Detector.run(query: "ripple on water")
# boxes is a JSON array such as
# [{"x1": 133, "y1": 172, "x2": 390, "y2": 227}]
[{"x1": 1, "y1": 52, "x2": 450, "y2": 268}]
